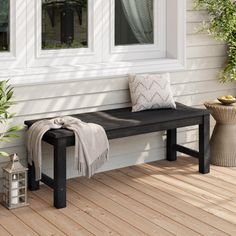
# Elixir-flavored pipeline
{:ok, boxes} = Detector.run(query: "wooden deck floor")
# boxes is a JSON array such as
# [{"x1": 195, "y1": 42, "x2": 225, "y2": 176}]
[{"x1": 1, "y1": 156, "x2": 236, "y2": 236}]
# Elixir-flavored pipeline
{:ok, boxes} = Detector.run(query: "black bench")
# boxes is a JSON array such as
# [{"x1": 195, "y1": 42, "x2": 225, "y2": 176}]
[{"x1": 25, "y1": 103, "x2": 210, "y2": 209}]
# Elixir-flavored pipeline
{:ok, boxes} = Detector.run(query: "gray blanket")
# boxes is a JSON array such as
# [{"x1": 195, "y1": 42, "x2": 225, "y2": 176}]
[{"x1": 27, "y1": 116, "x2": 109, "y2": 181}]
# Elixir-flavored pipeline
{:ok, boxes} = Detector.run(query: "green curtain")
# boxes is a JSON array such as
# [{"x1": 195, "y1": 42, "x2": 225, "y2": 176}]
[{"x1": 0, "y1": 0, "x2": 9, "y2": 25}]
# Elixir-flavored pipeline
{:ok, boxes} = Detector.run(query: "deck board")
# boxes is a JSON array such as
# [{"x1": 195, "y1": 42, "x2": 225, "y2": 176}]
[
  {"x1": 67, "y1": 180, "x2": 171, "y2": 236},
  {"x1": 134, "y1": 164, "x2": 236, "y2": 226},
  {"x1": 28, "y1": 193, "x2": 93, "y2": 236},
  {"x1": 177, "y1": 157, "x2": 236, "y2": 195},
  {"x1": 35, "y1": 186, "x2": 130, "y2": 236},
  {"x1": 105, "y1": 168, "x2": 231, "y2": 236},
  {"x1": 0, "y1": 205, "x2": 38, "y2": 236},
  {"x1": 1, "y1": 156, "x2": 236, "y2": 236},
  {"x1": 12, "y1": 205, "x2": 66, "y2": 236},
  {"x1": 143, "y1": 162, "x2": 236, "y2": 214},
  {"x1": 77, "y1": 176, "x2": 199, "y2": 236},
  {"x1": 0, "y1": 224, "x2": 12, "y2": 236},
  {"x1": 128, "y1": 166, "x2": 236, "y2": 235}
]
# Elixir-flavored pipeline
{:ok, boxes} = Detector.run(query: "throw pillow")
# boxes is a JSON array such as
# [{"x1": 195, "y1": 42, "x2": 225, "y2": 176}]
[{"x1": 128, "y1": 73, "x2": 176, "y2": 112}]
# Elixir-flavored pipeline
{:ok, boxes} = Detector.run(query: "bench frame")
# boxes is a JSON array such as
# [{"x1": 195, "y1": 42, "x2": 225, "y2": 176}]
[{"x1": 27, "y1": 112, "x2": 210, "y2": 209}]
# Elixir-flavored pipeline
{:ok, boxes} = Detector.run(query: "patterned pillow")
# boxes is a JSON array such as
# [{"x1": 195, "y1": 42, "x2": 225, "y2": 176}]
[{"x1": 128, "y1": 73, "x2": 176, "y2": 112}]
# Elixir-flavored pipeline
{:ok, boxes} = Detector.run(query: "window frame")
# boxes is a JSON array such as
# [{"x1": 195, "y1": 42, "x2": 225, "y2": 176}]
[
  {"x1": 102, "y1": 0, "x2": 166, "y2": 62},
  {"x1": 26, "y1": 0, "x2": 103, "y2": 67},
  {"x1": 1, "y1": 0, "x2": 186, "y2": 84},
  {"x1": 0, "y1": 0, "x2": 26, "y2": 70}
]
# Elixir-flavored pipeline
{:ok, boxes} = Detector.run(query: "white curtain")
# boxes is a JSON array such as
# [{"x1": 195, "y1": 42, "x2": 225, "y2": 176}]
[{"x1": 121, "y1": 0, "x2": 153, "y2": 44}]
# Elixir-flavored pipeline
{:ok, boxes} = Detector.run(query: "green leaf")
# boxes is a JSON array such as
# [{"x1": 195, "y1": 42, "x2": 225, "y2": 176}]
[
  {"x1": 0, "y1": 138, "x2": 11, "y2": 142},
  {"x1": 3, "y1": 133, "x2": 19, "y2": 138},
  {"x1": 7, "y1": 90, "x2": 14, "y2": 101},
  {"x1": 6, "y1": 112, "x2": 16, "y2": 119},
  {"x1": 194, "y1": 0, "x2": 236, "y2": 82},
  {"x1": 0, "y1": 80, "x2": 21, "y2": 144},
  {"x1": 0, "y1": 151, "x2": 9, "y2": 157},
  {"x1": 7, "y1": 125, "x2": 24, "y2": 132}
]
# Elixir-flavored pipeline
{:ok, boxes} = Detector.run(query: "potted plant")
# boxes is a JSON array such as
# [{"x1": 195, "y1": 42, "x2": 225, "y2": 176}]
[
  {"x1": 195, "y1": 0, "x2": 236, "y2": 82},
  {"x1": 0, "y1": 80, "x2": 23, "y2": 157}
]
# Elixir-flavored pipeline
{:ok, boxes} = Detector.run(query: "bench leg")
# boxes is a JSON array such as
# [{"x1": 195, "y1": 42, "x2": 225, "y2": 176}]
[
  {"x1": 54, "y1": 139, "x2": 67, "y2": 209},
  {"x1": 167, "y1": 129, "x2": 177, "y2": 161},
  {"x1": 28, "y1": 162, "x2": 40, "y2": 191},
  {"x1": 199, "y1": 115, "x2": 210, "y2": 174}
]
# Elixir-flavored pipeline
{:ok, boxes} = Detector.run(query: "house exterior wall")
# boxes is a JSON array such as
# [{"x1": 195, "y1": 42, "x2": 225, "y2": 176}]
[{"x1": 0, "y1": 0, "x2": 235, "y2": 189}]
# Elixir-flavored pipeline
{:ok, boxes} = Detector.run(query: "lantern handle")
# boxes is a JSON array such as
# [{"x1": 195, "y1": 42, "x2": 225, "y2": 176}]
[{"x1": 11, "y1": 153, "x2": 19, "y2": 162}]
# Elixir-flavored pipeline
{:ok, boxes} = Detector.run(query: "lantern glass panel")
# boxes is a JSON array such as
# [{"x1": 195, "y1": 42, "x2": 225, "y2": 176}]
[
  {"x1": 19, "y1": 172, "x2": 25, "y2": 180},
  {"x1": 12, "y1": 173, "x2": 19, "y2": 181},
  {"x1": 19, "y1": 187, "x2": 25, "y2": 195},
  {"x1": 3, "y1": 182, "x2": 8, "y2": 190},
  {"x1": 19, "y1": 196, "x2": 25, "y2": 203},
  {"x1": 2, "y1": 193, "x2": 5, "y2": 201},
  {"x1": 11, "y1": 196, "x2": 19, "y2": 205},
  {"x1": 5, "y1": 193, "x2": 9, "y2": 204},
  {"x1": 3, "y1": 176, "x2": 9, "y2": 188},
  {"x1": 19, "y1": 179, "x2": 26, "y2": 188}
]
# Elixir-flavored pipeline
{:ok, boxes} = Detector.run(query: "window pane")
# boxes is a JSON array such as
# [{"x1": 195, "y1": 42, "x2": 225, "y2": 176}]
[
  {"x1": 42, "y1": 0, "x2": 88, "y2": 50},
  {"x1": 115, "y1": 0, "x2": 154, "y2": 46},
  {"x1": 0, "y1": 0, "x2": 10, "y2": 52}
]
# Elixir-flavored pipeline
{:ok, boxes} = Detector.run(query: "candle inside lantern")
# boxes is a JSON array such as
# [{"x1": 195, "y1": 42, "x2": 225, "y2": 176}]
[{"x1": 11, "y1": 174, "x2": 19, "y2": 204}]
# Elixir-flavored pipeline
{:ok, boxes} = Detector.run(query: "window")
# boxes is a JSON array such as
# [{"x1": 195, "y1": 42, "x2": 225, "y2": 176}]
[
  {"x1": 27, "y1": 0, "x2": 101, "y2": 67},
  {"x1": 0, "y1": 0, "x2": 10, "y2": 52},
  {"x1": 42, "y1": 0, "x2": 88, "y2": 50},
  {"x1": 0, "y1": 0, "x2": 26, "y2": 69},
  {"x1": 1, "y1": 0, "x2": 186, "y2": 81},
  {"x1": 115, "y1": 0, "x2": 154, "y2": 46},
  {"x1": 102, "y1": 0, "x2": 166, "y2": 62}
]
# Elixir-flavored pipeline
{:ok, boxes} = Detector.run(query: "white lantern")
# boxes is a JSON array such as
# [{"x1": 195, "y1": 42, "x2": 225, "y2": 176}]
[{"x1": 2, "y1": 153, "x2": 29, "y2": 209}]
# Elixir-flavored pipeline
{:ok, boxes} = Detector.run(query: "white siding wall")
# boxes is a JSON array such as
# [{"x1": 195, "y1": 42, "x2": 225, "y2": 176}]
[{"x1": 0, "y1": 0, "x2": 236, "y2": 189}]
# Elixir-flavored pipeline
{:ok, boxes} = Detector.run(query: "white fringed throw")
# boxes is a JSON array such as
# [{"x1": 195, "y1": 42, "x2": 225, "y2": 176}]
[{"x1": 27, "y1": 116, "x2": 109, "y2": 181}]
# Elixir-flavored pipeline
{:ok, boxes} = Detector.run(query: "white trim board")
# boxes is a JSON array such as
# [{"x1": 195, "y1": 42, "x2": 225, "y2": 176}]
[{"x1": 0, "y1": 0, "x2": 186, "y2": 85}]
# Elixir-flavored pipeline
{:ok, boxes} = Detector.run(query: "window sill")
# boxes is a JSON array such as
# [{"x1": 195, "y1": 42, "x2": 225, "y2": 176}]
[{"x1": 6, "y1": 58, "x2": 186, "y2": 85}]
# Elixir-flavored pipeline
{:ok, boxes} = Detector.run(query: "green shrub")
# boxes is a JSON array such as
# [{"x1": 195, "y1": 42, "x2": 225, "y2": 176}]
[
  {"x1": 195, "y1": 0, "x2": 236, "y2": 82},
  {"x1": 0, "y1": 80, "x2": 23, "y2": 157}
]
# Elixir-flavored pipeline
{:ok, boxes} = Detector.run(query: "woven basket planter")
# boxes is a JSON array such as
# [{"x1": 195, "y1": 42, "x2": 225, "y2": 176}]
[{"x1": 205, "y1": 102, "x2": 236, "y2": 167}]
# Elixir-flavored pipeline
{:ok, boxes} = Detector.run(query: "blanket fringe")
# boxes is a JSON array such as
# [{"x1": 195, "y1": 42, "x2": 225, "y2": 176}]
[{"x1": 78, "y1": 149, "x2": 109, "y2": 177}]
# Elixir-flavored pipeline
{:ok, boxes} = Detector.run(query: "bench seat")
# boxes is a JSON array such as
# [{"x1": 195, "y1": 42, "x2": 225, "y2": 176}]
[{"x1": 25, "y1": 103, "x2": 210, "y2": 209}]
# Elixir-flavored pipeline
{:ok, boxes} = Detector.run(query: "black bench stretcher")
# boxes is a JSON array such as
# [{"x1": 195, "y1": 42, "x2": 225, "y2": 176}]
[{"x1": 25, "y1": 103, "x2": 210, "y2": 209}]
